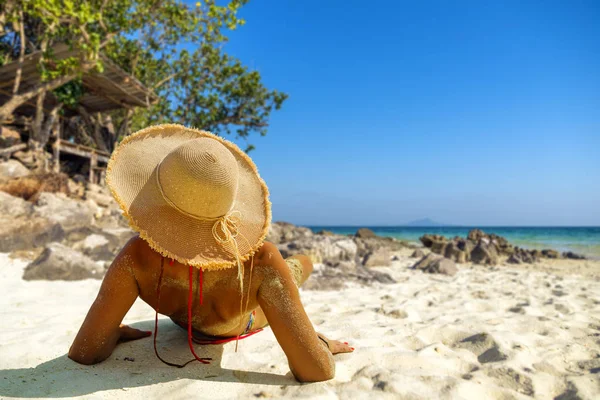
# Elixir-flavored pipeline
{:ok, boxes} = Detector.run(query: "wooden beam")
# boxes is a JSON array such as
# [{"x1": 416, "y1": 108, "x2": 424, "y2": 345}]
[{"x1": 89, "y1": 152, "x2": 97, "y2": 183}]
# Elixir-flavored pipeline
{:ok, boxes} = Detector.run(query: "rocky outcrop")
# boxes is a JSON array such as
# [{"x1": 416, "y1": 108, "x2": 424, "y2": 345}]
[
  {"x1": 23, "y1": 243, "x2": 104, "y2": 281},
  {"x1": 275, "y1": 224, "x2": 407, "y2": 289},
  {"x1": 355, "y1": 228, "x2": 376, "y2": 238},
  {"x1": 0, "y1": 217, "x2": 65, "y2": 252},
  {"x1": 411, "y1": 249, "x2": 425, "y2": 258},
  {"x1": 362, "y1": 248, "x2": 391, "y2": 267},
  {"x1": 470, "y1": 241, "x2": 499, "y2": 266},
  {"x1": 266, "y1": 221, "x2": 313, "y2": 244},
  {"x1": 34, "y1": 192, "x2": 95, "y2": 232},
  {"x1": 0, "y1": 160, "x2": 30, "y2": 179},
  {"x1": 420, "y1": 229, "x2": 586, "y2": 265},
  {"x1": 278, "y1": 235, "x2": 357, "y2": 265},
  {"x1": 412, "y1": 253, "x2": 458, "y2": 276},
  {"x1": 0, "y1": 191, "x2": 33, "y2": 217},
  {"x1": 563, "y1": 251, "x2": 586, "y2": 260}
]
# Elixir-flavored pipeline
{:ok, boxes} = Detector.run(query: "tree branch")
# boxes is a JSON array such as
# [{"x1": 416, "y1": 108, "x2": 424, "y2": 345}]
[
  {"x1": 11, "y1": 8, "x2": 25, "y2": 94},
  {"x1": 152, "y1": 72, "x2": 180, "y2": 90}
]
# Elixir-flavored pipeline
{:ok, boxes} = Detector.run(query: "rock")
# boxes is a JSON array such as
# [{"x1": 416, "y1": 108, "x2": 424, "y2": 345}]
[
  {"x1": 355, "y1": 228, "x2": 376, "y2": 238},
  {"x1": 362, "y1": 248, "x2": 391, "y2": 267},
  {"x1": 467, "y1": 229, "x2": 486, "y2": 242},
  {"x1": 0, "y1": 126, "x2": 22, "y2": 148},
  {"x1": 12, "y1": 150, "x2": 35, "y2": 168},
  {"x1": 316, "y1": 230, "x2": 335, "y2": 236},
  {"x1": 412, "y1": 253, "x2": 458, "y2": 276},
  {"x1": 541, "y1": 249, "x2": 560, "y2": 259},
  {"x1": 0, "y1": 191, "x2": 33, "y2": 217},
  {"x1": 278, "y1": 235, "x2": 357, "y2": 266},
  {"x1": 562, "y1": 251, "x2": 586, "y2": 260},
  {"x1": 73, "y1": 234, "x2": 114, "y2": 261},
  {"x1": 34, "y1": 192, "x2": 95, "y2": 232},
  {"x1": 266, "y1": 221, "x2": 313, "y2": 244},
  {"x1": 419, "y1": 234, "x2": 446, "y2": 248},
  {"x1": 67, "y1": 179, "x2": 85, "y2": 199},
  {"x1": 444, "y1": 242, "x2": 468, "y2": 263},
  {"x1": 411, "y1": 249, "x2": 425, "y2": 258},
  {"x1": 0, "y1": 216, "x2": 65, "y2": 252},
  {"x1": 85, "y1": 190, "x2": 115, "y2": 207},
  {"x1": 471, "y1": 240, "x2": 499, "y2": 265},
  {"x1": 355, "y1": 237, "x2": 405, "y2": 259},
  {"x1": 23, "y1": 243, "x2": 103, "y2": 281},
  {"x1": 0, "y1": 160, "x2": 30, "y2": 179},
  {"x1": 507, "y1": 254, "x2": 522, "y2": 264}
]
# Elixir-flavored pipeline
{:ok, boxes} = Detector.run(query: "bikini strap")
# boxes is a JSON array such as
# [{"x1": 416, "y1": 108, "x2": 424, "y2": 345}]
[{"x1": 153, "y1": 257, "x2": 211, "y2": 367}]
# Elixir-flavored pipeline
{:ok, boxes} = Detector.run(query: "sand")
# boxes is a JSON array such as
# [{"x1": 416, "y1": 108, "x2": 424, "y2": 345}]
[{"x1": 1, "y1": 250, "x2": 599, "y2": 399}]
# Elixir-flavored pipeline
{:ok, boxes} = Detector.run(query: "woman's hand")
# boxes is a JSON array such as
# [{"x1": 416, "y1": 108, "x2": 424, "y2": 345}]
[
  {"x1": 118, "y1": 324, "x2": 152, "y2": 343},
  {"x1": 317, "y1": 332, "x2": 354, "y2": 355}
]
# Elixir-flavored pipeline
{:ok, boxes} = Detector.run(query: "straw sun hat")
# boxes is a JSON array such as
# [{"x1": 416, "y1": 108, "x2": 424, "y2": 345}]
[{"x1": 106, "y1": 124, "x2": 272, "y2": 270}]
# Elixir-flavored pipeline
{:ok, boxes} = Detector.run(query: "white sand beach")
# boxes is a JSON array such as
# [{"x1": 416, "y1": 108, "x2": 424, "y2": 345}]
[{"x1": 1, "y1": 250, "x2": 599, "y2": 399}]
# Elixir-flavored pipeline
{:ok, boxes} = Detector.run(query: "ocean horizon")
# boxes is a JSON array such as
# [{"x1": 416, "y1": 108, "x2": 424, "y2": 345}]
[{"x1": 306, "y1": 226, "x2": 600, "y2": 259}]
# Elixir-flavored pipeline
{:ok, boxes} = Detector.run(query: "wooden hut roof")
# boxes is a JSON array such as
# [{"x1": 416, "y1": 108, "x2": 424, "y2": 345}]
[{"x1": 0, "y1": 43, "x2": 158, "y2": 116}]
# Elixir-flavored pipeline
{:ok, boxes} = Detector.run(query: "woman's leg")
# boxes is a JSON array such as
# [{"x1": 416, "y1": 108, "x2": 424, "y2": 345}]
[{"x1": 252, "y1": 254, "x2": 314, "y2": 329}]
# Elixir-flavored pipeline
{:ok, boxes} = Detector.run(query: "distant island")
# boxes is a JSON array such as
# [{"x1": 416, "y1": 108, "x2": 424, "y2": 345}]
[{"x1": 404, "y1": 218, "x2": 450, "y2": 227}]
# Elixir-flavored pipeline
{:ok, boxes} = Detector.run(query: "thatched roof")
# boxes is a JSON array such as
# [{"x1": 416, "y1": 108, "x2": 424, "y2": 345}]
[{"x1": 0, "y1": 43, "x2": 158, "y2": 116}]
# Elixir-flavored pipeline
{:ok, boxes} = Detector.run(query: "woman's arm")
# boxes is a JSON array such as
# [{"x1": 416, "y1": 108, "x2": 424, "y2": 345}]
[
  {"x1": 68, "y1": 237, "x2": 150, "y2": 365},
  {"x1": 256, "y1": 243, "x2": 336, "y2": 382}
]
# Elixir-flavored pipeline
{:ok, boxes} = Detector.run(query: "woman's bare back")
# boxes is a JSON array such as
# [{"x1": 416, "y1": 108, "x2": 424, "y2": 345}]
[
  {"x1": 69, "y1": 235, "x2": 352, "y2": 382},
  {"x1": 132, "y1": 235, "x2": 265, "y2": 337}
]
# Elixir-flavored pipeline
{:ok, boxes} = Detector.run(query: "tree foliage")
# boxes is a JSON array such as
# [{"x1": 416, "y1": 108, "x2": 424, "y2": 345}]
[{"x1": 0, "y1": 0, "x2": 287, "y2": 151}]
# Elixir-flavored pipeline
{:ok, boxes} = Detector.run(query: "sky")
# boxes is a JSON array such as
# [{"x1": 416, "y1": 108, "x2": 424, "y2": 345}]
[{"x1": 203, "y1": 0, "x2": 599, "y2": 226}]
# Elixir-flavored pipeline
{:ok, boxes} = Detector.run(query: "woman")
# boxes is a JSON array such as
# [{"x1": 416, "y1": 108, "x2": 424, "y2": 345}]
[{"x1": 68, "y1": 124, "x2": 353, "y2": 383}]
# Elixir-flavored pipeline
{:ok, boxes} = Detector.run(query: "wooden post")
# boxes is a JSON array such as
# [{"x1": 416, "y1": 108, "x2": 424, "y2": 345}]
[
  {"x1": 53, "y1": 125, "x2": 61, "y2": 173},
  {"x1": 89, "y1": 152, "x2": 97, "y2": 184}
]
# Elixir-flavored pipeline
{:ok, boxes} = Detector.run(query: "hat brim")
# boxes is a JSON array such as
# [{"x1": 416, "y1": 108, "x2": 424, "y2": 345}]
[{"x1": 106, "y1": 124, "x2": 271, "y2": 270}]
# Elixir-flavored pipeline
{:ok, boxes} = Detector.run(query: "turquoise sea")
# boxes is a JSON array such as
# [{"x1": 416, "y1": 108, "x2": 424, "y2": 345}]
[{"x1": 306, "y1": 226, "x2": 600, "y2": 259}]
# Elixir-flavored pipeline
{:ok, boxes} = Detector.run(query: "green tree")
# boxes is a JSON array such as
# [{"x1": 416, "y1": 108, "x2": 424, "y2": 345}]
[{"x1": 0, "y1": 0, "x2": 287, "y2": 152}]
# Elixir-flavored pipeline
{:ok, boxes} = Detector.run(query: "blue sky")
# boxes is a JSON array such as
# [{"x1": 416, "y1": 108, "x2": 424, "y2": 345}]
[{"x1": 210, "y1": 0, "x2": 599, "y2": 226}]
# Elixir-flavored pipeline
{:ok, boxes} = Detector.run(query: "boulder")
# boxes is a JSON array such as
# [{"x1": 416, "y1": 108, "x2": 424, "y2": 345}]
[
  {"x1": 541, "y1": 249, "x2": 560, "y2": 259},
  {"x1": 362, "y1": 248, "x2": 391, "y2": 267},
  {"x1": 507, "y1": 254, "x2": 522, "y2": 264},
  {"x1": 411, "y1": 249, "x2": 425, "y2": 258},
  {"x1": 34, "y1": 192, "x2": 95, "y2": 232},
  {"x1": 11, "y1": 150, "x2": 35, "y2": 168},
  {"x1": 0, "y1": 126, "x2": 22, "y2": 148},
  {"x1": 0, "y1": 160, "x2": 30, "y2": 179},
  {"x1": 419, "y1": 234, "x2": 446, "y2": 248},
  {"x1": 562, "y1": 251, "x2": 586, "y2": 260},
  {"x1": 443, "y1": 242, "x2": 468, "y2": 263},
  {"x1": 354, "y1": 236, "x2": 405, "y2": 259},
  {"x1": 73, "y1": 234, "x2": 114, "y2": 261},
  {"x1": 85, "y1": 189, "x2": 115, "y2": 208},
  {"x1": 471, "y1": 240, "x2": 499, "y2": 265},
  {"x1": 355, "y1": 228, "x2": 376, "y2": 238},
  {"x1": 412, "y1": 253, "x2": 458, "y2": 276},
  {"x1": 23, "y1": 243, "x2": 104, "y2": 281},
  {"x1": 278, "y1": 235, "x2": 357, "y2": 265},
  {"x1": 467, "y1": 229, "x2": 486, "y2": 242},
  {"x1": 0, "y1": 216, "x2": 65, "y2": 252},
  {"x1": 0, "y1": 191, "x2": 33, "y2": 217},
  {"x1": 316, "y1": 230, "x2": 335, "y2": 236},
  {"x1": 267, "y1": 221, "x2": 313, "y2": 244}
]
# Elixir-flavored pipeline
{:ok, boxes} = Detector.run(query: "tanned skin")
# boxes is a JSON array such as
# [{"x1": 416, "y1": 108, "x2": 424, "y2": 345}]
[{"x1": 69, "y1": 237, "x2": 353, "y2": 382}]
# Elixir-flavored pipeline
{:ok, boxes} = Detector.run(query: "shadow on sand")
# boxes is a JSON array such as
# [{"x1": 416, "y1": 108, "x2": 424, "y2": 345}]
[{"x1": 0, "y1": 320, "x2": 297, "y2": 398}]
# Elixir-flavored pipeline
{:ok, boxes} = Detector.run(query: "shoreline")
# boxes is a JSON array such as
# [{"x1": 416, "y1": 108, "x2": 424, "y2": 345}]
[{"x1": 307, "y1": 226, "x2": 600, "y2": 259}]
